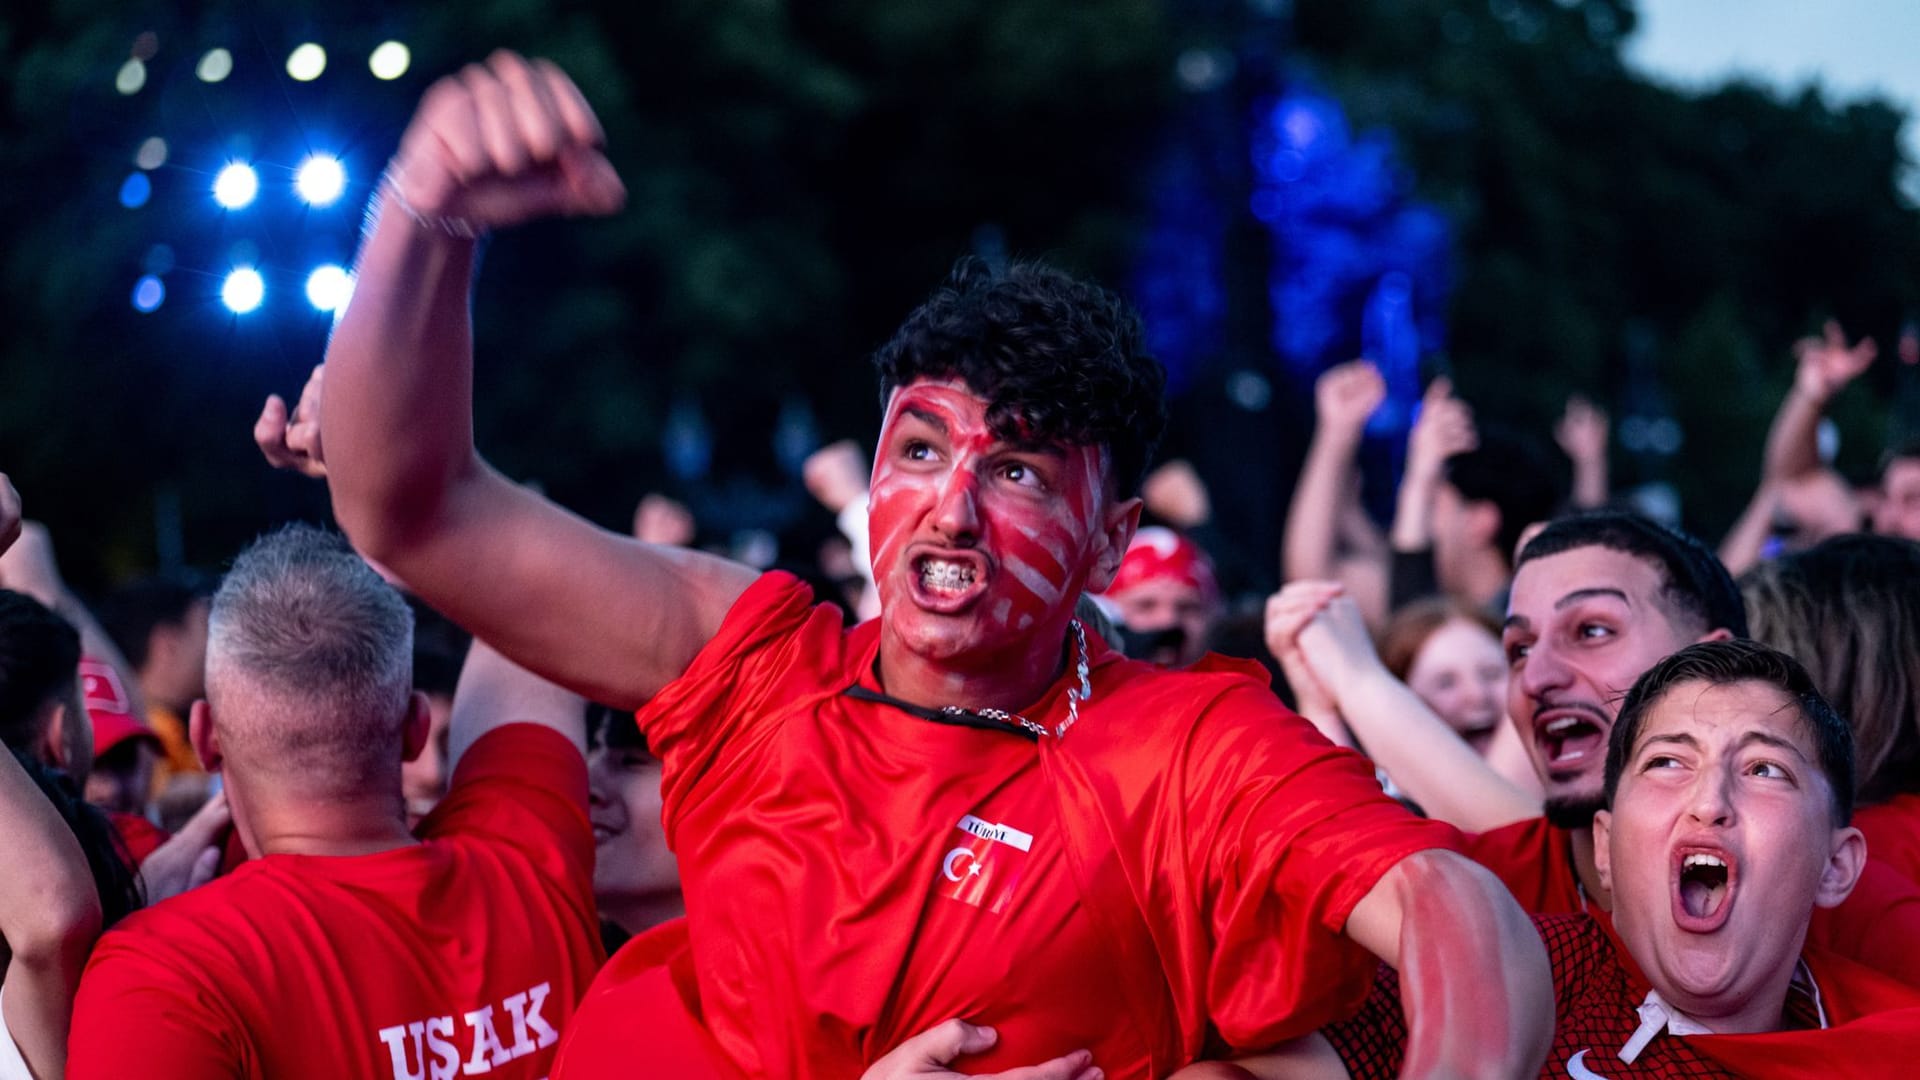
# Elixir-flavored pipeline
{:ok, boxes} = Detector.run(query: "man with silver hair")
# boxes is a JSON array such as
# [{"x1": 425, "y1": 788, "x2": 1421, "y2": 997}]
[{"x1": 67, "y1": 525, "x2": 603, "y2": 1080}]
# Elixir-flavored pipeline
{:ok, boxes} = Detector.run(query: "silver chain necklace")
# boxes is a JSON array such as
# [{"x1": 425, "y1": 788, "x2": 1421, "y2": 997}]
[{"x1": 938, "y1": 619, "x2": 1093, "y2": 739}]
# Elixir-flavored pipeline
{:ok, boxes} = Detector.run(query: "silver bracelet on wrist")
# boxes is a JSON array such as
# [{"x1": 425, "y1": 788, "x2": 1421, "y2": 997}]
[{"x1": 377, "y1": 160, "x2": 486, "y2": 240}]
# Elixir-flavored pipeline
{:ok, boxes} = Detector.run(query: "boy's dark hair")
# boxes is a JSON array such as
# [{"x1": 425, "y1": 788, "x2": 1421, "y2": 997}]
[
  {"x1": 1445, "y1": 427, "x2": 1570, "y2": 563},
  {"x1": 0, "y1": 590, "x2": 82, "y2": 748},
  {"x1": 873, "y1": 257, "x2": 1169, "y2": 497},
  {"x1": 585, "y1": 702, "x2": 648, "y2": 754},
  {"x1": 1517, "y1": 511, "x2": 1748, "y2": 638},
  {"x1": 97, "y1": 571, "x2": 215, "y2": 670},
  {"x1": 1605, "y1": 639, "x2": 1854, "y2": 825}
]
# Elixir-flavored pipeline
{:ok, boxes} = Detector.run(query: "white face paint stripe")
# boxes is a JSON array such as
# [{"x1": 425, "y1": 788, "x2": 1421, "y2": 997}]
[{"x1": 1001, "y1": 554, "x2": 1064, "y2": 608}]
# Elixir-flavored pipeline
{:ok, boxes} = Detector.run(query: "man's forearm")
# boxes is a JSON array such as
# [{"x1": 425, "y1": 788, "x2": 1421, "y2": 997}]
[
  {"x1": 1284, "y1": 433, "x2": 1362, "y2": 582},
  {"x1": 1761, "y1": 384, "x2": 1828, "y2": 484},
  {"x1": 1367, "y1": 852, "x2": 1552, "y2": 1080},
  {"x1": 1326, "y1": 664, "x2": 1538, "y2": 832},
  {"x1": 323, "y1": 195, "x2": 482, "y2": 560}
]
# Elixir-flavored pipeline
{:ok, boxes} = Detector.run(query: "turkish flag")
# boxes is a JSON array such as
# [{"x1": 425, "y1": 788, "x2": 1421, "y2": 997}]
[{"x1": 936, "y1": 814, "x2": 1032, "y2": 914}]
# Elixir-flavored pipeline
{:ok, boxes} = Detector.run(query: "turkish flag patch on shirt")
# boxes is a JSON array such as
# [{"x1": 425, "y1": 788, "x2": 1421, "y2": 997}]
[{"x1": 937, "y1": 814, "x2": 1033, "y2": 913}]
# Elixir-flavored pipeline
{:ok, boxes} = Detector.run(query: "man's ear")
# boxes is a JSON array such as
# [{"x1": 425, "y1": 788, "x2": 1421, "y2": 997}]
[
  {"x1": 400, "y1": 691, "x2": 431, "y2": 764},
  {"x1": 43, "y1": 697, "x2": 94, "y2": 779},
  {"x1": 1083, "y1": 496, "x2": 1142, "y2": 595},
  {"x1": 189, "y1": 698, "x2": 222, "y2": 773},
  {"x1": 1695, "y1": 627, "x2": 1737, "y2": 645},
  {"x1": 1592, "y1": 809, "x2": 1615, "y2": 895},
  {"x1": 1814, "y1": 826, "x2": 1869, "y2": 909}
]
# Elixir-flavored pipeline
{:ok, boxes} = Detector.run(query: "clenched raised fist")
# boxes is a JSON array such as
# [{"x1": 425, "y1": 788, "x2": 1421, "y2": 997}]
[{"x1": 385, "y1": 50, "x2": 626, "y2": 234}]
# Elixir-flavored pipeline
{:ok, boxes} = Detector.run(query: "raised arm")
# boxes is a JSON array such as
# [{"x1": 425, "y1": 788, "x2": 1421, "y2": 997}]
[
  {"x1": 320, "y1": 52, "x2": 756, "y2": 709},
  {"x1": 1272, "y1": 585, "x2": 1539, "y2": 831},
  {"x1": 1283, "y1": 361, "x2": 1385, "y2": 584},
  {"x1": 0, "y1": 521, "x2": 150, "y2": 725},
  {"x1": 1555, "y1": 395, "x2": 1610, "y2": 510},
  {"x1": 1387, "y1": 378, "x2": 1476, "y2": 576},
  {"x1": 1762, "y1": 320, "x2": 1876, "y2": 484},
  {"x1": 0, "y1": 747, "x2": 103, "y2": 1080},
  {"x1": 447, "y1": 636, "x2": 587, "y2": 771}
]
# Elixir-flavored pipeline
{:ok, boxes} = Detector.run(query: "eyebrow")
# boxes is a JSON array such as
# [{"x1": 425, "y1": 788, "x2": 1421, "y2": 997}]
[
  {"x1": 900, "y1": 406, "x2": 948, "y2": 435},
  {"x1": 1555, "y1": 587, "x2": 1629, "y2": 611},
  {"x1": 1636, "y1": 729, "x2": 1811, "y2": 761}
]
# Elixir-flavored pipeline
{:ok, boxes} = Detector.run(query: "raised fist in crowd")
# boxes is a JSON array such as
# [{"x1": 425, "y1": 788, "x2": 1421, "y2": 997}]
[{"x1": 385, "y1": 50, "x2": 625, "y2": 234}]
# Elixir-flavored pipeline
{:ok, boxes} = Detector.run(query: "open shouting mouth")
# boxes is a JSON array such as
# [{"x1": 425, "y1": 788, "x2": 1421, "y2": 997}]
[
  {"x1": 1670, "y1": 846, "x2": 1738, "y2": 933},
  {"x1": 1534, "y1": 704, "x2": 1609, "y2": 772}
]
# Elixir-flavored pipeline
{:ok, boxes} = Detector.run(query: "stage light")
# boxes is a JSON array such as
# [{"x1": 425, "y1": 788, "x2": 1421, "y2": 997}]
[
  {"x1": 286, "y1": 43, "x2": 327, "y2": 82},
  {"x1": 213, "y1": 162, "x2": 258, "y2": 209},
  {"x1": 119, "y1": 172, "x2": 152, "y2": 210},
  {"x1": 131, "y1": 276, "x2": 165, "y2": 313},
  {"x1": 135, "y1": 136, "x2": 168, "y2": 170},
  {"x1": 197, "y1": 48, "x2": 233, "y2": 83},
  {"x1": 222, "y1": 268, "x2": 265, "y2": 314},
  {"x1": 369, "y1": 41, "x2": 411, "y2": 80},
  {"x1": 306, "y1": 265, "x2": 353, "y2": 312},
  {"x1": 294, "y1": 154, "x2": 347, "y2": 206},
  {"x1": 116, "y1": 59, "x2": 147, "y2": 95}
]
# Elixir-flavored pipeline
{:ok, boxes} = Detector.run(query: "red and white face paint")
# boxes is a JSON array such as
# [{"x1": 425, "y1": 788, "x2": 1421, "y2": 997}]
[{"x1": 867, "y1": 380, "x2": 1117, "y2": 686}]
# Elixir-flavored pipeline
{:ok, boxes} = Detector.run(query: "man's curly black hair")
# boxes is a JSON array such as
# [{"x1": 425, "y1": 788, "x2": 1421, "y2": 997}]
[{"x1": 872, "y1": 257, "x2": 1169, "y2": 498}]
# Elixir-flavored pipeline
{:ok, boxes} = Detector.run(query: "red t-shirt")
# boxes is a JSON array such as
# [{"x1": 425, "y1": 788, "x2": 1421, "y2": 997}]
[
  {"x1": 1464, "y1": 816, "x2": 1920, "y2": 987},
  {"x1": 1325, "y1": 912, "x2": 1920, "y2": 1078},
  {"x1": 553, "y1": 573, "x2": 1458, "y2": 1080},
  {"x1": 1856, "y1": 794, "x2": 1920, "y2": 887},
  {"x1": 68, "y1": 723, "x2": 603, "y2": 1079},
  {"x1": 108, "y1": 810, "x2": 169, "y2": 867}
]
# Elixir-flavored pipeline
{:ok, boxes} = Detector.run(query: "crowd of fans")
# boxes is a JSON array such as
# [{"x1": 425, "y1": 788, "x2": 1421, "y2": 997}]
[{"x1": 3, "y1": 50, "x2": 1919, "y2": 1079}]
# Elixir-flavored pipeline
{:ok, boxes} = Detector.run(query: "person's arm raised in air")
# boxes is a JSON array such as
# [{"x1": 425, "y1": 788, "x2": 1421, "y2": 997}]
[
  {"x1": 1266, "y1": 583, "x2": 1540, "y2": 832},
  {"x1": 1717, "y1": 481, "x2": 1780, "y2": 578},
  {"x1": 1762, "y1": 320, "x2": 1876, "y2": 486},
  {"x1": 0, "y1": 521, "x2": 149, "y2": 727},
  {"x1": 1283, "y1": 360, "x2": 1385, "y2": 586},
  {"x1": 1386, "y1": 378, "x2": 1476, "y2": 610},
  {"x1": 447, "y1": 636, "x2": 588, "y2": 771},
  {"x1": 1555, "y1": 395, "x2": 1610, "y2": 510},
  {"x1": 321, "y1": 52, "x2": 757, "y2": 710}
]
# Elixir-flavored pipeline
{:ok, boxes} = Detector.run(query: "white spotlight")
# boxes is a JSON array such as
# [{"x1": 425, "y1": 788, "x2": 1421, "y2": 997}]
[
  {"x1": 222, "y1": 268, "x2": 265, "y2": 314},
  {"x1": 196, "y1": 48, "x2": 233, "y2": 83},
  {"x1": 295, "y1": 154, "x2": 347, "y2": 206},
  {"x1": 213, "y1": 162, "x2": 259, "y2": 209},
  {"x1": 369, "y1": 41, "x2": 411, "y2": 81},
  {"x1": 286, "y1": 43, "x2": 327, "y2": 82},
  {"x1": 305, "y1": 265, "x2": 353, "y2": 312},
  {"x1": 116, "y1": 59, "x2": 147, "y2": 95}
]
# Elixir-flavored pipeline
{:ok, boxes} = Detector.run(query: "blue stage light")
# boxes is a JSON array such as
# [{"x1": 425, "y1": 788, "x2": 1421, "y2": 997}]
[
  {"x1": 295, "y1": 154, "x2": 347, "y2": 206},
  {"x1": 222, "y1": 267, "x2": 265, "y2": 313},
  {"x1": 119, "y1": 172, "x2": 152, "y2": 209},
  {"x1": 213, "y1": 162, "x2": 259, "y2": 209},
  {"x1": 305, "y1": 264, "x2": 353, "y2": 312},
  {"x1": 131, "y1": 276, "x2": 165, "y2": 313}
]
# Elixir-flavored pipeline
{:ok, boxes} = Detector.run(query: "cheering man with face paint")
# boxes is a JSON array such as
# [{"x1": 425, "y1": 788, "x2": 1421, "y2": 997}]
[
  {"x1": 319, "y1": 51, "x2": 1553, "y2": 1080},
  {"x1": 1319, "y1": 641, "x2": 1920, "y2": 1078}
]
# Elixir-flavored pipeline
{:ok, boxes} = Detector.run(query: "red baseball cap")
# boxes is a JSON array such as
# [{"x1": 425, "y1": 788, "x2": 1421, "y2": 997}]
[
  {"x1": 1103, "y1": 526, "x2": 1218, "y2": 602},
  {"x1": 82, "y1": 658, "x2": 159, "y2": 759}
]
